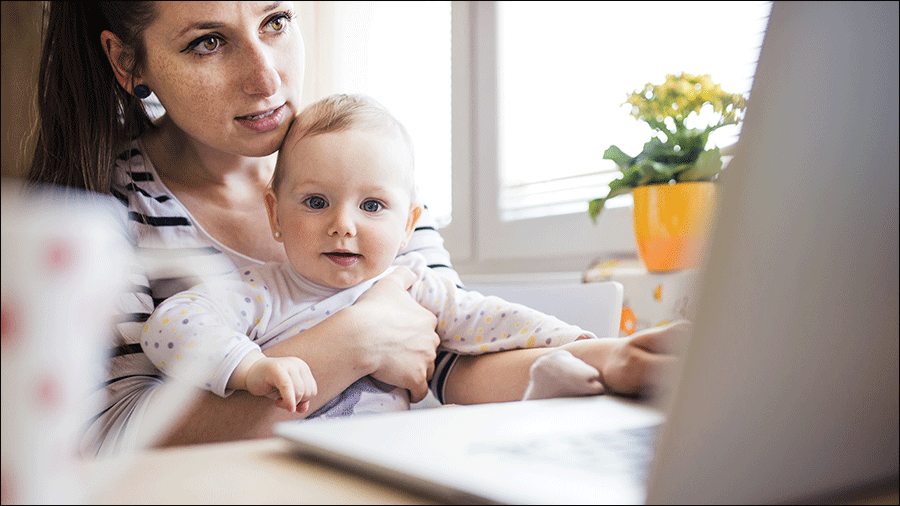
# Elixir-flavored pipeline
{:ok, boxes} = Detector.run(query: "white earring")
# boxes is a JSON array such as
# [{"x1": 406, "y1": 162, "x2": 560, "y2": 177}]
[{"x1": 274, "y1": 231, "x2": 281, "y2": 238}]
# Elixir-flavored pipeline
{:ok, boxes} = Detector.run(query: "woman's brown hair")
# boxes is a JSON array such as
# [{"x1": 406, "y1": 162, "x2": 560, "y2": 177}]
[{"x1": 26, "y1": 1, "x2": 157, "y2": 194}]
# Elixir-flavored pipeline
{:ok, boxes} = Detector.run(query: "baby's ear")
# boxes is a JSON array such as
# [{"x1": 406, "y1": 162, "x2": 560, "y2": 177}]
[
  {"x1": 401, "y1": 202, "x2": 424, "y2": 249},
  {"x1": 264, "y1": 189, "x2": 283, "y2": 242}
]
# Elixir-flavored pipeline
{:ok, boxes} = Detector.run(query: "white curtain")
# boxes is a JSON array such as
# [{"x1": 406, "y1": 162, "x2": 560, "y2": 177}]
[{"x1": 296, "y1": 2, "x2": 377, "y2": 108}]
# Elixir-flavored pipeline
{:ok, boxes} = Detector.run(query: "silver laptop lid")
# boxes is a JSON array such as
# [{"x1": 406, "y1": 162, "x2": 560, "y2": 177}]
[{"x1": 646, "y1": 2, "x2": 899, "y2": 503}]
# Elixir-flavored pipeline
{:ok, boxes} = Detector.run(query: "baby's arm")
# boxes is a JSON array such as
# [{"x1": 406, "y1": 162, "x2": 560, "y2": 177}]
[
  {"x1": 143, "y1": 281, "x2": 270, "y2": 398},
  {"x1": 409, "y1": 269, "x2": 596, "y2": 354},
  {"x1": 444, "y1": 320, "x2": 692, "y2": 404},
  {"x1": 227, "y1": 350, "x2": 317, "y2": 413}
]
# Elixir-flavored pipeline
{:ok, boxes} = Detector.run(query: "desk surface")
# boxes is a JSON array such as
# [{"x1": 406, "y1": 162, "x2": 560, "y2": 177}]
[
  {"x1": 86, "y1": 437, "x2": 439, "y2": 504},
  {"x1": 85, "y1": 434, "x2": 898, "y2": 505},
  {"x1": 79, "y1": 394, "x2": 899, "y2": 505}
]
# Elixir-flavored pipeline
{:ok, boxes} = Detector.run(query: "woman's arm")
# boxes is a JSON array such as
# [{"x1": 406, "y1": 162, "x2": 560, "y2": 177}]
[
  {"x1": 156, "y1": 268, "x2": 440, "y2": 447},
  {"x1": 442, "y1": 321, "x2": 691, "y2": 405},
  {"x1": 157, "y1": 307, "x2": 387, "y2": 446}
]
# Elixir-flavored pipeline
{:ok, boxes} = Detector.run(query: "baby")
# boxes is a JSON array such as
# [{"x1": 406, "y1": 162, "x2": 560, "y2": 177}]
[{"x1": 143, "y1": 94, "x2": 599, "y2": 418}]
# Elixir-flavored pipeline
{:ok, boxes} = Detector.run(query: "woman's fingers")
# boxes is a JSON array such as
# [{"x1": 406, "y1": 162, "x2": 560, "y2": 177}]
[
  {"x1": 629, "y1": 320, "x2": 693, "y2": 355},
  {"x1": 353, "y1": 270, "x2": 438, "y2": 399},
  {"x1": 407, "y1": 367, "x2": 431, "y2": 403},
  {"x1": 597, "y1": 337, "x2": 681, "y2": 397},
  {"x1": 380, "y1": 266, "x2": 418, "y2": 291}
]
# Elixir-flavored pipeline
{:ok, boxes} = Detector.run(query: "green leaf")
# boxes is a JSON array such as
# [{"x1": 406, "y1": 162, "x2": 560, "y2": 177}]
[
  {"x1": 588, "y1": 168, "x2": 641, "y2": 223},
  {"x1": 633, "y1": 138, "x2": 667, "y2": 163},
  {"x1": 672, "y1": 163, "x2": 696, "y2": 178},
  {"x1": 602, "y1": 145, "x2": 634, "y2": 169},
  {"x1": 588, "y1": 185, "x2": 634, "y2": 223},
  {"x1": 601, "y1": 171, "x2": 639, "y2": 198},
  {"x1": 606, "y1": 182, "x2": 637, "y2": 200},
  {"x1": 588, "y1": 198, "x2": 605, "y2": 223},
  {"x1": 635, "y1": 135, "x2": 707, "y2": 167},
  {"x1": 678, "y1": 147, "x2": 723, "y2": 181},
  {"x1": 637, "y1": 160, "x2": 681, "y2": 184}
]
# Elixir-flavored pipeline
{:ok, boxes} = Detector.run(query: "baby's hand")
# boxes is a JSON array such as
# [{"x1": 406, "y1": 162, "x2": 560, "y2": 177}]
[{"x1": 245, "y1": 356, "x2": 317, "y2": 413}]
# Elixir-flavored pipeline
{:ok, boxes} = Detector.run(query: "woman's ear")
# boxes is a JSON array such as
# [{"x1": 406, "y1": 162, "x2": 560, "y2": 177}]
[
  {"x1": 264, "y1": 189, "x2": 283, "y2": 242},
  {"x1": 100, "y1": 30, "x2": 138, "y2": 93}
]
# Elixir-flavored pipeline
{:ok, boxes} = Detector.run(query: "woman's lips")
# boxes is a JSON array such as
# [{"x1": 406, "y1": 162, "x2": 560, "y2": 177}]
[
  {"x1": 235, "y1": 104, "x2": 285, "y2": 133},
  {"x1": 324, "y1": 252, "x2": 361, "y2": 267}
]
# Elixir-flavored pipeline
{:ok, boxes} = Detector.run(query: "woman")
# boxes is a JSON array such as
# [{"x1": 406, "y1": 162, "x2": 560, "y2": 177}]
[{"x1": 27, "y1": 1, "x2": 686, "y2": 458}]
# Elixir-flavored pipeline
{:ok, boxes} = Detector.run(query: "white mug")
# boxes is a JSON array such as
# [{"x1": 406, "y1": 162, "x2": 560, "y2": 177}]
[{"x1": 1, "y1": 180, "x2": 132, "y2": 504}]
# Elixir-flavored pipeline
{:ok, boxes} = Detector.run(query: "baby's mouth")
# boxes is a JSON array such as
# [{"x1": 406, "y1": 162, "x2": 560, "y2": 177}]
[{"x1": 324, "y1": 251, "x2": 361, "y2": 267}]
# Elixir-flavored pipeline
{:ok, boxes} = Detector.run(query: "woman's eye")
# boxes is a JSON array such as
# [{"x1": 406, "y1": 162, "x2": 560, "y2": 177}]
[
  {"x1": 202, "y1": 38, "x2": 219, "y2": 52},
  {"x1": 265, "y1": 12, "x2": 292, "y2": 33},
  {"x1": 304, "y1": 196, "x2": 328, "y2": 210},
  {"x1": 185, "y1": 35, "x2": 224, "y2": 55},
  {"x1": 361, "y1": 200, "x2": 383, "y2": 213}
]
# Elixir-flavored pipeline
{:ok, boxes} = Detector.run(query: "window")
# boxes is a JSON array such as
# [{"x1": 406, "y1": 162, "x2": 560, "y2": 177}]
[
  {"x1": 300, "y1": 1, "x2": 453, "y2": 226},
  {"x1": 497, "y1": 1, "x2": 770, "y2": 221},
  {"x1": 443, "y1": 1, "x2": 772, "y2": 275},
  {"x1": 146, "y1": 2, "x2": 771, "y2": 276}
]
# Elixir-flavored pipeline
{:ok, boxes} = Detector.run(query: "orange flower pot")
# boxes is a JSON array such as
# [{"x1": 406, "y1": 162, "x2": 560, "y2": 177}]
[{"x1": 632, "y1": 182, "x2": 718, "y2": 272}]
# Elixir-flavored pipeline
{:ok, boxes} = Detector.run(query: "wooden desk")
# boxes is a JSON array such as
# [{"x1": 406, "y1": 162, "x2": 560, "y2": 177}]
[
  {"x1": 86, "y1": 438, "x2": 439, "y2": 504},
  {"x1": 83, "y1": 432, "x2": 898, "y2": 505}
]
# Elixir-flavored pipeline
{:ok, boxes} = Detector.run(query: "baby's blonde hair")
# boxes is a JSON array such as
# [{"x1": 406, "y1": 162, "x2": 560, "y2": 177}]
[{"x1": 271, "y1": 93, "x2": 415, "y2": 196}]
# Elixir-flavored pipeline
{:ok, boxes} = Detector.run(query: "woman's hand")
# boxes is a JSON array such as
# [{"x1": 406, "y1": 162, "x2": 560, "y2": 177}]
[
  {"x1": 347, "y1": 267, "x2": 440, "y2": 402},
  {"x1": 563, "y1": 320, "x2": 692, "y2": 397}
]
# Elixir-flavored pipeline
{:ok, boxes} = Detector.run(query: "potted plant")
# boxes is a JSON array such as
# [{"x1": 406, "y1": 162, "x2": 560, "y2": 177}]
[{"x1": 588, "y1": 72, "x2": 747, "y2": 271}]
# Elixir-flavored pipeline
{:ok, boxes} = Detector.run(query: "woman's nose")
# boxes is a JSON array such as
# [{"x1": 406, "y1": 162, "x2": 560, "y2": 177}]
[{"x1": 241, "y1": 40, "x2": 281, "y2": 97}]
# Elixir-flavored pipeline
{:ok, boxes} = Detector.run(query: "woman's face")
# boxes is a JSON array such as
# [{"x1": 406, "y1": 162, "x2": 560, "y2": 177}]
[{"x1": 140, "y1": 1, "x2": 304, "y2": 158}]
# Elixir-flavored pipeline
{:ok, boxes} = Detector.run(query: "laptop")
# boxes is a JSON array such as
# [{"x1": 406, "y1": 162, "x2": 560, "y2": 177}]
[{"x1": 275, "y1": 2, "x2": 899, "y2": 504}]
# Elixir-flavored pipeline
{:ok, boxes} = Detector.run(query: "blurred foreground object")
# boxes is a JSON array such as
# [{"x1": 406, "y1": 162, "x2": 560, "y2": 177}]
[{"x1": 1, "y1": 179, "x2": 132, "y2": 504}]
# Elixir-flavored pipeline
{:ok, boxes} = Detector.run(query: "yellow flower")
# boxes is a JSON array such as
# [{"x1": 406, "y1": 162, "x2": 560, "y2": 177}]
[{"x1": 621, "y1": 72, "x2": 746, "y2": 140}]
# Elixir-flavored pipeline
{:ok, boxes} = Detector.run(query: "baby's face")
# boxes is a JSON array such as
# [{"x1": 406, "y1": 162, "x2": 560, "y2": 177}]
[{"x1": 266, "y1": 128, "x2": 420, "y2": 289}]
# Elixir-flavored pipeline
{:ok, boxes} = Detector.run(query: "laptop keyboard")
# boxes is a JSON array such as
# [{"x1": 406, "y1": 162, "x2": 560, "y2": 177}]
[{"x1": 472, "y1": 423, "x2": 662, "y2": 485}]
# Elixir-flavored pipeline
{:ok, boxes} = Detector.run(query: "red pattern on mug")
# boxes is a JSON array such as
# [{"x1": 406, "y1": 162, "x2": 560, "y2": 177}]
[
  {"x1": 46, "y1": 239, "x2": 73, "y2": 274},
  {"x1": 1, "y1": 299, "x2": 15, "y2": 348}
]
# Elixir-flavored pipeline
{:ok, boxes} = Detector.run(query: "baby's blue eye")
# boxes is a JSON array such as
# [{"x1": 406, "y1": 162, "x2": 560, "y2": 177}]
[
  {"x1": 304, "y1": 196, "x2": 328, "y2": 209},
  {"x1": 361, "y1": 200, "x2": 383, "y2": 213}
]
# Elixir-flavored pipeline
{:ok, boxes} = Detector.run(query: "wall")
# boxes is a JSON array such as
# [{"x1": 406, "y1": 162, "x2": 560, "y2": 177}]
[{"x1": 1, "y1": 1, "x2": 43, "y2": 180}]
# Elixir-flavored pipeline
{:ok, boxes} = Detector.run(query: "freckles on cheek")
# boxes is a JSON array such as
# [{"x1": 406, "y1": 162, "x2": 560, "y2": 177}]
[
  {"x1": 177, "y1": 76, "x2": 218, "y2": 114},
  {"x1": 152, "y1": 59, "x2": 220, "y2": 118}
]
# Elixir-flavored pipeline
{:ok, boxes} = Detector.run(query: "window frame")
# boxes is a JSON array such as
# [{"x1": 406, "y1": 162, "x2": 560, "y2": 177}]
[{"x1": 443, "y1": 1, "x2": 637, "y2": 277}]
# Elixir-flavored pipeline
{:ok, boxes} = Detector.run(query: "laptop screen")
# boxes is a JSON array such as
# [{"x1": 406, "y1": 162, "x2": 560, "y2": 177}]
[{"x1": 646, "y1": 2, "x2": 899, "y2": 503}]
